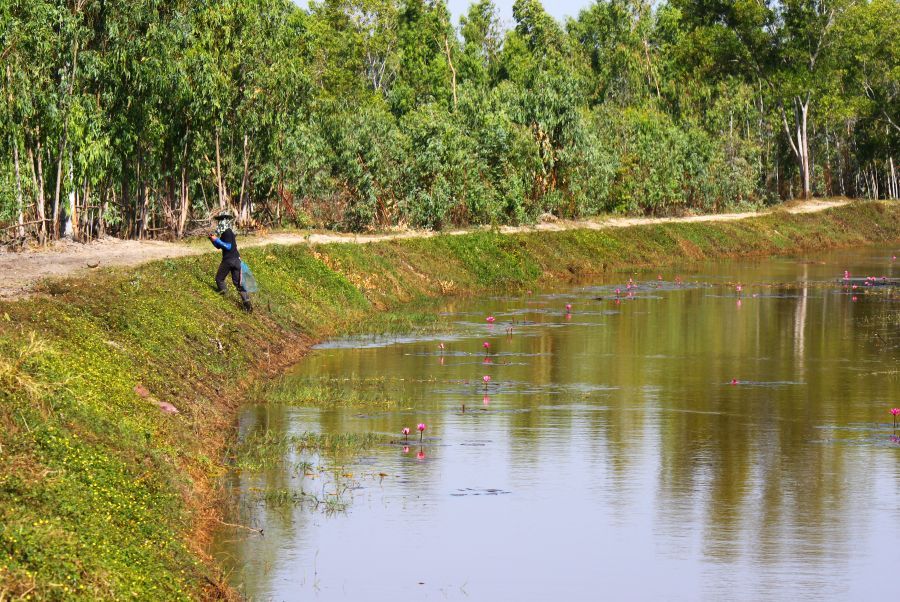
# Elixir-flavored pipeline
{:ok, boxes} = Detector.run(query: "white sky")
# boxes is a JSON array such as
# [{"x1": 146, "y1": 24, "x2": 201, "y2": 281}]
[
  {"x1": 294, "y1": 2, "x2": 595, "y2": 28},
  {"x1": 447, "y1": 0, "x2": 593, "y2": 26}
]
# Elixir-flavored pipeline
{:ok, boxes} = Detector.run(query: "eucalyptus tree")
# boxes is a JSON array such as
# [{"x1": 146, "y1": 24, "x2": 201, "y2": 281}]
[
  {"x1": 1, "y1": 6, "x2": 25, "y2": 240},
  {"x1": 826, "y1": 0, "x2": 899, "y2": 197},
  {"x1": 501, "y1": 0, "x2": 589, "y2": 213},
  {"x1": 390, "y1": 0, "x2": 457, "y2": 114},
  {"x1": 458, "y1": 0, "x2": 503, "y2": 88},
  {"x1": 2, "y1": 0, "x2": 75, "y2": 243},
  {"x1": 568, "y1": 0, "x2": 660, "y2": 107},
  {"x1": 0, "y1": 0, "x2": 895, "y2": 243},
  {"x1": 672, "y1": 0, "x2": 855, "y2": 198}
]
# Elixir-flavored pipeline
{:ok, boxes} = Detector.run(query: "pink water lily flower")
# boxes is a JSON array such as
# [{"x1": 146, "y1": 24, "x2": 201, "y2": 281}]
[
  {"x1": 486, "y1": 316, "x2": 496, "y2": 323},
  {"x1": 402, "y1": 427, "x2": 410, "y2": 441},
  {"x1": 483, "y1": 341, "x2": 490, "y2": 350},
  {"x1": 565, "y1": 303, "x2": 572, "y2": 312},
  {"x1": 417, "y1": 423, "x2": 426, "y2": 442},
  {"x1": 891, "y1": 409, "x2": 900, "y2": 416}
]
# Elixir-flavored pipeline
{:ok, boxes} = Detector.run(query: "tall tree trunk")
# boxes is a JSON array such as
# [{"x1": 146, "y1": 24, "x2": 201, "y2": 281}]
[
  {"x1": 136, "y1": 152, "x2": 145, "y2": 239},
  {"x1": 53, "y1": 42, "x2": 79, "y2": 240},
  {"x1": 643, "y1": 39, "x2": 661, "y2": 99},
  {"x1": 63, "y1": 153, "x2": 76, "y2": 239},
  {"x1": 100, "y1": 188, "x2": 108, "y2": 238},
  {"x1": 139, "y1": 178, "x2": 148, "y2": 239},
  {"x1": 165, "y1": 173, "x2": 175, "y2": 232},
  {"x1": 443, "y1": 38, "x2": 458, "y2": 112},
  {"x1": 81, "y1": 182, "x2": 90, "y2": 242},
  {"x1": 13, "y1": 134, "x2": 24, "y2": 240},
  {"x1": 800, "y1": 101, "x2": 810, "y2": 198},
  {"x1": 28, "y1": 138, "x2": 47, "y2": 245},
  {"x1": 121, "y1": 155, "x2": 131, "y2": 238},
  {"x1": 239, "y1": 134, "x2": 251, "y2": 225},
  {"x1": 178, "y1": 135, "x2": 190, "y2": 238},
  {"x1": 179, "y1": 165, "x2": 189, "y2": 238},
  {"x1": 6, "y1": 66, "x2": 25, "y2": 239},
  {"x1": 52, "y1": 145, "x2": 64, "y2": 239},
  {"x1": 781, "y1": 96, "x2": 811, "y2": 199},
  {"x1": 824, "y1": 127, "x2": 832, "y2": 196},
  {"x1": 888, "y1": 157, "x2": 896, "y2": 199},
  {"x1": 215, "y1": 127, "x2": 226, "y2": 211}
]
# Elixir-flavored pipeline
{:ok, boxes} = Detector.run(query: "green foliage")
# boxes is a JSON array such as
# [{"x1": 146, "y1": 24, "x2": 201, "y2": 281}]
[{"x1": 0, "y1": 0, "x2": 896, "y2": 242}]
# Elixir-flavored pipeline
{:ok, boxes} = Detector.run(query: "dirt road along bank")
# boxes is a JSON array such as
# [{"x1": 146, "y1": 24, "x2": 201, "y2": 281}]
[{"x1": 0, "y1": 199, "x2": 853, "y2": 299}]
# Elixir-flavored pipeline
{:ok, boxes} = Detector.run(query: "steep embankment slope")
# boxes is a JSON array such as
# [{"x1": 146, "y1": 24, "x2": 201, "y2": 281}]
[{"x1": 0, "y1": 201, "x2": 897, "y2": 600}]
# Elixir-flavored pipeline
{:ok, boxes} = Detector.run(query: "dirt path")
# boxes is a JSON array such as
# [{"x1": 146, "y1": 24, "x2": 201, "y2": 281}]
[{"x1": 0, "y1": 199, "x2": 851, "y2": 299}]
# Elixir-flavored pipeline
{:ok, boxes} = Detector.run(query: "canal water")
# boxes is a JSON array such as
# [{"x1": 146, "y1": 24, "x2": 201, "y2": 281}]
[{"x1": 213, "y1": 246, "x2": 899, "y2": 601}]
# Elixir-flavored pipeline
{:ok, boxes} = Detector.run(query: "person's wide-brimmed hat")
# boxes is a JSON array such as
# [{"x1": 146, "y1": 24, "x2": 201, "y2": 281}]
[{"x1": 213, "y1": 212, "x2": 235, "y2": 221}]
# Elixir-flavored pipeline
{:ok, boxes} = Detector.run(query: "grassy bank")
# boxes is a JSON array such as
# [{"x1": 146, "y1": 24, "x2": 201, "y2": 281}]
[{"x1": 0, "y1": 201, "x2": 897, "y2": 600}]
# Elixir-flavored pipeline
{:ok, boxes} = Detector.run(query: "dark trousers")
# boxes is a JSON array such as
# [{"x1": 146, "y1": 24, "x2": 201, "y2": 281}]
[{"x1": 215, "y1": 258, "x2": 250, "y2": 303}]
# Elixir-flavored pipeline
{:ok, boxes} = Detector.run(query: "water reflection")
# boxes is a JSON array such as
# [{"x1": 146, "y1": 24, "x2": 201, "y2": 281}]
[{"x1": 213, "y1": 247, "x2": 900, "y2": 601}]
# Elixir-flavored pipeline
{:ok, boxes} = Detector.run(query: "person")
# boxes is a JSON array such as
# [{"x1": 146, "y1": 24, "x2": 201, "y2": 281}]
[{"x1": 209, "y1": 212, "x2": 252, "y2": 312}]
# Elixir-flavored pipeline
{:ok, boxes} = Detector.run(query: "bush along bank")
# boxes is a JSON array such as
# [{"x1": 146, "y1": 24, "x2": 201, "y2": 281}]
[{"x1": 0, "y1": 201, "x2": 898, "y2": 600}]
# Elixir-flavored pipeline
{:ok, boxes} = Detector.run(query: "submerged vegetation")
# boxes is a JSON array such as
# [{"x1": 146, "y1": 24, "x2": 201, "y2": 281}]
[
  {"x1": 1, "y1": 0, "x2": 899, "y2": 244},
  {"x1": 0, "y1": 202, "x2": 898, "y2": 598},
  {"x1": 258, "y1": 376, "x2": 404, "y2": 409},
  {"x1": 233, "y1": 429, "x2": 386, "y2": 471}
]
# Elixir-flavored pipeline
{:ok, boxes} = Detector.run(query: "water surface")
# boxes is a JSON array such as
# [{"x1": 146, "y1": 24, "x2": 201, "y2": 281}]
[{"x1": 213, "y1": 246, "x2": 900, "y2": 601}]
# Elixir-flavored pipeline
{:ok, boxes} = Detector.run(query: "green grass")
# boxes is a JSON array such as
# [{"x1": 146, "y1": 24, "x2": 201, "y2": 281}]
[
  {"x1": 257, "y1": 376, "x2": 401, "y2": 409},
  {"x1": 0, "y1": 200, "x2": 898, "y2": 599},
  {"x1": 233, "y1": 429, "x2": 386, "y2": 471}
]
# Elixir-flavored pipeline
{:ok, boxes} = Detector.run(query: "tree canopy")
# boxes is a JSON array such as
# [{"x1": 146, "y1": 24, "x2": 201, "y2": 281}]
[{"x1": 0, "y1": 0, "x2": 896, "y2": 243}]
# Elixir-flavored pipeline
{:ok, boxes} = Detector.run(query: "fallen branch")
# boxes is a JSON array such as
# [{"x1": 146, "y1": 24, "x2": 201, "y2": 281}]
[{"x1": 213, "y1": 518, "x2": 263, "y2": 536}]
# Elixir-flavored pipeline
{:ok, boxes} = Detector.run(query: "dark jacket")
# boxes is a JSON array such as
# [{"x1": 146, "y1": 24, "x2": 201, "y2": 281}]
[{"x1": 211, "y1": 228, "x2": 240, "y2": 263}]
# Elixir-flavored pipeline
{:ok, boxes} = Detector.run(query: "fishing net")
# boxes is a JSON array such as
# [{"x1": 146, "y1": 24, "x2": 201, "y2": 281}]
[{"x1": 241, "y1": 261, "x2": 259, "y2": 293}]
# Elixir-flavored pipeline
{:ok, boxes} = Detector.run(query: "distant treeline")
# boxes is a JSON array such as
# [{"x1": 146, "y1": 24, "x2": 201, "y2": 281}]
[{"x1": 0, "y1": 0, "x2": 897, "y2": 243}]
